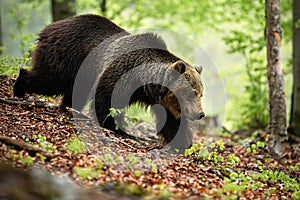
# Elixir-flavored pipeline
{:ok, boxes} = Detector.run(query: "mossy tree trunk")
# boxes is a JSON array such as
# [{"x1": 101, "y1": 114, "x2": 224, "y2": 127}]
[
  {"x1": 265, "y1": 0, "x2": 288, "y2": 156},
  {"x1": 51, "y1": 0, "x2": 76, "y2": 22},
  {"x1": 289, "y1": 0, "x2": 300, "y2": 137}
]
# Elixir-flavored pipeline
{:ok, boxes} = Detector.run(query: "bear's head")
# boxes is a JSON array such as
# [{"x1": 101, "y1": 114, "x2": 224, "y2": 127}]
[
  {"x1": 14, "y1": 68, "x2": 28, "y2": 98},
  {"x1": 160, "y1": 60, "x2": 205, "y2": 121}
]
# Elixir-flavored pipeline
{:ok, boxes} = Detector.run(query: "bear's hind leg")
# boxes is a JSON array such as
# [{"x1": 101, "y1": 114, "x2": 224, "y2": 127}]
[{"x1": 61, "y1": 92, "x2": 72, "y2": 109}]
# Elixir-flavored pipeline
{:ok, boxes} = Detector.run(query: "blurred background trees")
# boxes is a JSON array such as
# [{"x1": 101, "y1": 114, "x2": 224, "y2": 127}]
[
  {"x1": 289, "y1": 0, "x2": 300, "y2": 137},
  {"x1": 51, "y1": 0, "x2": 76, "y2": 21}
]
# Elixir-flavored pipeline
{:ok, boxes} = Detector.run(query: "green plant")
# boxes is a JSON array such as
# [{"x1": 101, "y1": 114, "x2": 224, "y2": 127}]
[
  {"x1": 126, "y1": 155, "x2": 141, "y2": 168},
  {"x1": 185, "y1": 140, "x2": 225, "y2": 164},
  {"x1": 265, "y1": 187, "x2": 276, "y2": 196},
  {"x1": 32, "y1": 134, "x2": 57, "y2": 153},
  {"x1": 216, "y1": 0, "x2": 267, "y2": 129},
  {"x1": 75, "y1": 167, "x2": 102, "y2": 180},
  {"x1": 227, "y1": 154, "x2": 241, "y2": 164},
  {"x1": 36, "y1": 152, "x2": 46, "y2": 161},
  {"x1": 104, "y1": 154, "x2": 117, "y2": 164},
  {"x1": 246, "y1": 141, "x2": 265, "y2": 154},
  {"x1": 134, "y1": 170, "x2": 142, "y2": 177},
  {"x1": 145, "y1": 158, "x2": 158, "y2": 173},
  {"x1": 7, "y1": 1, "x2": 41, "y2": 54},
  {"x1": 154, "y1": 183, "x2": 177, "y2": 199},
  {"x1": 65, "y1": 136, "x2": 87, "y2": 154},
  {"x1": 113, "y1": 182, "x2": 150, "y2": 197},
  {"x1": 108, "y1": 108, "x2": 138, "y2": 130},
  {"x1": 10, "y1": 152, "x2": 35, "y2": 165},
  {"x1": 292, "y1": 191, "x2": 300, "y2": 199},
  {"x1": 21, "y1": 155, "x2": 34, "y2": 165},
  {"x1": 0, "y1": 45, "x2": 34, "y2": 75}
]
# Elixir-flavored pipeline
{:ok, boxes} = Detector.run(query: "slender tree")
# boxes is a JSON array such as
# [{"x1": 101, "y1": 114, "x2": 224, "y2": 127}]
[
  {"x1": 265, "y1": 0, "x2": 288, "y2": 156},
  {"x1": 51, "y1": 0, "x2": 76, "y2": 22},
  {"x1": 100, "y1": 0, "x2": 107, "y2": 15},
  {"x1": 289, "y1": 0, "x2": 300, "y2": 137}
]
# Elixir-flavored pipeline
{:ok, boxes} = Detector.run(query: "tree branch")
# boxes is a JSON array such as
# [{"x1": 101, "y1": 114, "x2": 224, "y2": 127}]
[{"x1": 0, "y1": 136, "x2": 54, "y2": 160}]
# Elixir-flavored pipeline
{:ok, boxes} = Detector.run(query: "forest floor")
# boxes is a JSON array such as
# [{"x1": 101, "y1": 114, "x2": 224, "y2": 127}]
[{"x1": 0, "y1": 74, "x2": 300, "y2": 200}]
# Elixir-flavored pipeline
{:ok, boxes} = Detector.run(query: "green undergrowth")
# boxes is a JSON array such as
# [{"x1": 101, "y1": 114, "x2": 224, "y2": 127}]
[
  {"x1": 108, "y1": 105, "x2": 155, "y2": 131},
  {"x1": 74, "y1": 147, "x2": 158, "y2": 181},
  {"x1": 10, "y1": 134, "x2": 57, "y2": 164},
  {"x1": 184, "y1": 138, "x2": 300, "y2": 199},
  {"x1": 65, "y1": 136, "x2": 87, "y2": 155},
  {"x1": 0, "y1": 44, "x2": 34, "y2": 75}
]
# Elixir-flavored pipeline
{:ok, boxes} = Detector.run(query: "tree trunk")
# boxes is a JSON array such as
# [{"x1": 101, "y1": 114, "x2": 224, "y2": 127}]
[
  {"x1": 289, "y1": 0, "x2": 300, "y2": 137},
  {"x1": 265, "y1": 0, "x2": 288, "y2": 156},
  {"x1": 51, "y1": 0, "x2": 76, "y2": 22},
  {"x1": 100, "y1": 0, "x2": 107, "y2": 15}
]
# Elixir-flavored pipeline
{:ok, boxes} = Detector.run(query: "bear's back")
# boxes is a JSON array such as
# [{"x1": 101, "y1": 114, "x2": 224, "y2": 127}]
[
  {"x1": 38, "y1": 14, "x2": 127, "y2": 50},
  {"x1": 31, "y1": 14, "x2": 129, "y2": 78}
]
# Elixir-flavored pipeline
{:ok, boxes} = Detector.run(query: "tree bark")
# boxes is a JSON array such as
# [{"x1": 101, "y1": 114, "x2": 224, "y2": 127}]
[
  {"x1": 51, "y1": 0, "x2": 76, "y2": 22},
  {"x1": 289, "y1": 0, "x2": 300, "y2": 137},
  {"x1": 265, "y1": 0, "x2": 288, "y2": 156},
  {"x1": 100, "y1": 0, "x2": 107, "y2": 15}
]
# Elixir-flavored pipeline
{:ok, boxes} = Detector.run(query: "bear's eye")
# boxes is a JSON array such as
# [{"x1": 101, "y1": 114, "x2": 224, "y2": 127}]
[{"x1": 184, "y1": 73, "x2": 190, "y2": 79}]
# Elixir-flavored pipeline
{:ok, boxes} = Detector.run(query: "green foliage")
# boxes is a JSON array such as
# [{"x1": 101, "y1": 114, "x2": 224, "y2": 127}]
[
  {"x1": 36, "y1": 152, "x2": 47, "y2": 161},
  {"x1": 145, "y1": 158, "x2": 158, "y2": 174},
  {"x1": 96, "y1": 153, "x2": 158, "y2": 174},
  {"x1": 32, "y1": 134, "x2": 57, "y2": 153},
  {"x1": 6, "y1": 1, "x2": 44, "y2": 54},
  {"x1": 187, "y1": 138, "x2": 300, "y2": 197},
  {"x1": 245, "y1": 141, "x2": 265, "y2": 154},
  {"x1": 185, "y1": 139, "x2": 225, "y2": 164},
  {"x1": 10, "y1": 152, "x2": 35, "y2": 165},
  {"x1": 127, "y1": 104, "x2": 154, "y2": 125},
  {"x1": 108, "y1": 106, "x2": 154, "y2": 131},
  {"x1": 227, "y1": 154, "x2": 240, "y2": 165},
  {"x1": 292, "y1": 191, "x2": 300, "y2": 200},
  {"x1": 222, "y1": 163, "x2": 300, "y2": 197},
  {"x1": 289, "y1": 162, "x2": 300, "y2": 172},
  {"x1": 75, "y1": 167, "x2": 102, "y2": 180},
  {"x1": 65, "y1": 136, "x2": 87, "y2": 154},
  {"x1": 295, "y1": 20, "x2": 300, "y2": 29},
  {"x1": 0, "y1": 45, "x2": 34, "y2": 75},
  {"x1": 110, "y1": 182, "x2": 177, "y2": 198},
  {"x1": 216, "y1": 0, "x2": 292, "y2": 129},
  {"x1": 219, "y1": 166, "x2": 300, "y2": 197},
  {"x1": 219, "y1": 0, "x2": 268, "y2": 129}
]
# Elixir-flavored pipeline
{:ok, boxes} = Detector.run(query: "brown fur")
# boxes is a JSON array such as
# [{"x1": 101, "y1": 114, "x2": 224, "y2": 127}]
[
  {"x1": 13, "y1": 14, "x2": 205, "y2": 152},
  {"x1": 14, "y1": 14, "x2": 127, "y2": 109}
]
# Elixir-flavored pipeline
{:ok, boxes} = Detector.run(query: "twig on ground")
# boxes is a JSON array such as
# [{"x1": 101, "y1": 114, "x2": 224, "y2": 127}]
[
  {"x1": 0, "y1": 98, "x2": 30, "y2": 106},
  {"x1": 0, "y1": 136, "x2": 54, "y2": 160}
]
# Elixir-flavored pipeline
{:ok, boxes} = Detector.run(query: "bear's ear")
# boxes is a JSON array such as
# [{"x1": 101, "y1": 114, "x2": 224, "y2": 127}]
[
  {"x1": 171, "y1": 61, "x2": 186, "y2": 74},
  {"x1": 195, "y1": 66, "x2": 203, "y2": 74}
]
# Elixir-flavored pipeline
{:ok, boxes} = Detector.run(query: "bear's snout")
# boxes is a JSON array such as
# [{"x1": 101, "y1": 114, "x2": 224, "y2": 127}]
[{"x1": 197, "y1": 112, "x2": 205, "y2": 120}]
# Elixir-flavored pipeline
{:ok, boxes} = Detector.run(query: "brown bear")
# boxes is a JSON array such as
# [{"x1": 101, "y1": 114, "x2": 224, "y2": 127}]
[{"x1": 14, "y1": 14, "x2": 205, "y2": 152}]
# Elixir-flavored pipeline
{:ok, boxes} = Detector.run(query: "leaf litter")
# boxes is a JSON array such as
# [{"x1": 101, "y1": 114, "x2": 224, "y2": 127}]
[{"x1": 0, "y1": 74, "x2": 299, "y2": 199}]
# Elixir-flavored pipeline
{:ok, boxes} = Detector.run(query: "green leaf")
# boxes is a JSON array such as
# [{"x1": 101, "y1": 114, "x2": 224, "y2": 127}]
[{"x1": 295, "y1": 19, "x2": 300, "y2": 28}]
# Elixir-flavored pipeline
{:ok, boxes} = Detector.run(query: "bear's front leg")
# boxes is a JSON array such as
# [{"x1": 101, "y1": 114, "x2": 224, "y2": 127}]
[{"x1": 156, "y1": 110, "x2": 192, "y2": 153}]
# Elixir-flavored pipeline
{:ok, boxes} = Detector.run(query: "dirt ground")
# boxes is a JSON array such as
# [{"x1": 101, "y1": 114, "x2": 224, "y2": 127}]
[{"x1": 0, "y1": 74, "x2": 299, "y2": 199}]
